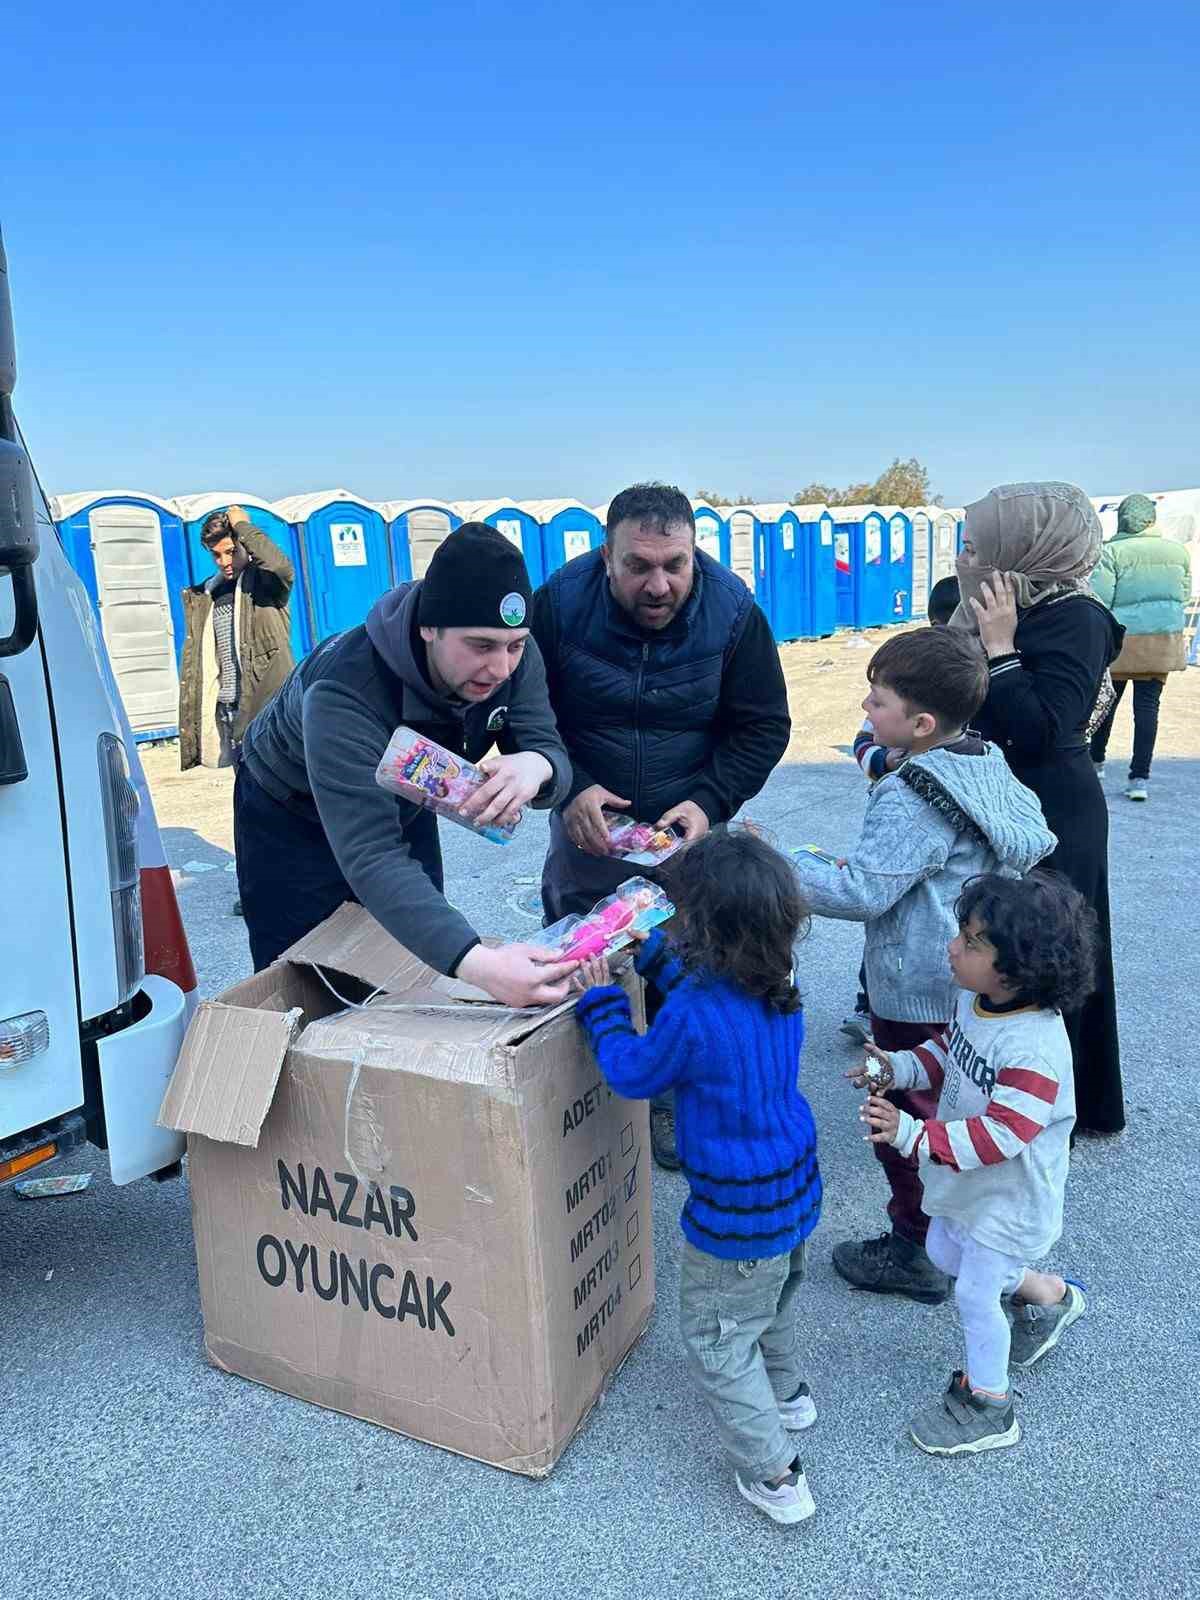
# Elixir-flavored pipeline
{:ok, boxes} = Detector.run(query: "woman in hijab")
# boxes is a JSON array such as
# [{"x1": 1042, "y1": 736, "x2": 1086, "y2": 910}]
[{"x1": 952, "y1": 482, "x2": 1126, "y2": 1135}]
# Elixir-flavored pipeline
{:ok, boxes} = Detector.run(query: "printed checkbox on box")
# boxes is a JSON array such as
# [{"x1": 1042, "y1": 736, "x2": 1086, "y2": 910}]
[
  {"x1": 627, "y1": 1211, "x2": 640, "y2": 1247},
  {"x1": 628, "y1": 1254, "x2": 642, "y2": 1291},
  {"x1": 623, "y1": 1163, "x2": 638, "y2": 1203},
  {"x1": 620, "y1": 1121, "x2": 635, "y2": 1157}
]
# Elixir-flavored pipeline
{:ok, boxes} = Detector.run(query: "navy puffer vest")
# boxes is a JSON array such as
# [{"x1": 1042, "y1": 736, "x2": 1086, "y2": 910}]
[{"x1": 543, "y1": 549, "x2": 754, "y2": 821}]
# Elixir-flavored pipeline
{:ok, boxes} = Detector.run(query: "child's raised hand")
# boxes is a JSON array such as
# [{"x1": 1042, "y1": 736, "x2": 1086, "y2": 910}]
[
  {"x1": 846, "y1": 1040, "x2": 893, "y2": 1090},
  {"x1": 572, "y1": 953, "x2": 613, "y2": 992},
  {"x1": 860, "y1": 1093, "x2": 900, "y2": 1144}
]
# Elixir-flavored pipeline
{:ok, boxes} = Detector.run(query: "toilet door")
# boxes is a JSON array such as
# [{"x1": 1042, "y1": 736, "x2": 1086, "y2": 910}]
[{"x1": 89, "y1": 504, "x2": 178, "y2": 735}]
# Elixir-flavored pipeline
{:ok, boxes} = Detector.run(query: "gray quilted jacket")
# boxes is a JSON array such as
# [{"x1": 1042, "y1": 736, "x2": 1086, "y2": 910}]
[{"x1": 793, "y1": 740, "x2": 1056, "y2": 1023}]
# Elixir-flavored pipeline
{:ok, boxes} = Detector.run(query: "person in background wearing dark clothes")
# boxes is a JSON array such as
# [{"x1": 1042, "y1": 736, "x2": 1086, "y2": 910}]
[
  {"x1": 951, "y1": 482, "x2": 1126, "y2": 1136},
  {"x1": 179, "y1": 506, "x2": 295, "y2": 773},
  {"x1": 531, "y1": 482, "x2": 792, "y2": 1169},
  {"x1": 235, "y1": 523, "x2": 579, "y2": 1009},
  {"x1": 1090, "y1": 493, "x2": 1191, "y2": 801}
]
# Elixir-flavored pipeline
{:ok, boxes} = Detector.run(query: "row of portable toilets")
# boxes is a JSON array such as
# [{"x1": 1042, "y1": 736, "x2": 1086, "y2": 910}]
[{"x1": 49, "y1": 489, "x2": 965, "y2": 741}]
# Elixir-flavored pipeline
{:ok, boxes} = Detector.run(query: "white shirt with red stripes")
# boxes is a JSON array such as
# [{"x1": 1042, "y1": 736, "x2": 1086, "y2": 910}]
[{"x1": 887, "y1": 987, "x2": 1075, "y2": 1258}]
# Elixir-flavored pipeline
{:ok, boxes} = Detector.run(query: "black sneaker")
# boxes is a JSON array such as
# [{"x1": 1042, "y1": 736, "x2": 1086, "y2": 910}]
[
  {"x1": 650, "y1": 1103, "x2": 681, "y2": 1171},
  {"x1": 831, "y1": 1231, "x2": 950, "y2": 1305}
]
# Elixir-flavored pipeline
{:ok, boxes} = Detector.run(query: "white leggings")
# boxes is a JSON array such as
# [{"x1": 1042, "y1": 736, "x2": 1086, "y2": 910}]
[{"x1": 926, "y1": 1216, "x2": 1026, "y2": 1395}]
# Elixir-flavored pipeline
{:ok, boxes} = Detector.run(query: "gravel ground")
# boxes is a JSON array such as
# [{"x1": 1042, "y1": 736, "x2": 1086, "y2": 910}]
[{"x1": 5, "y1": 633, "x2": 1198, "y2": 1600}]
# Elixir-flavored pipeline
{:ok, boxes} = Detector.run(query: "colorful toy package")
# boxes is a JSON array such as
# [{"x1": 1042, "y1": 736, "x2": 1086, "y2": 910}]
[
  {"x1": 375, "y1": 726, "x2": 517, "y2": 845},
  {"x1": 534, "y1": 877, "x2": 675, "y2": 963},
  {"x1": 601, "y1": 810, "x2": 686, "y2": 867}
]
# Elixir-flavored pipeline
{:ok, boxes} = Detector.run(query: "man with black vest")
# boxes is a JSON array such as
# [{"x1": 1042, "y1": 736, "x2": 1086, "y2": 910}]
[
  {"x1": 235, "y1": 522, "x2": 578, "y2": 1009},
  {"x1": 531, "y1": 482, "x2": 792, "y2": 1165}
]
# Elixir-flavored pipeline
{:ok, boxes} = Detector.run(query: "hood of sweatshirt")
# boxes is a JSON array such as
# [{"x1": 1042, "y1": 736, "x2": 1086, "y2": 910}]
[
  {"x1": 897, "y1": 741, "x2": 1056, "y2": 870},
  {"x1": 365, "y1": 581, "x2": 478, "y2": 725}
]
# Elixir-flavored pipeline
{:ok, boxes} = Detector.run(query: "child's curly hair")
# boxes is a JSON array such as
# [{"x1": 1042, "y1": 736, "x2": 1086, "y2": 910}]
[
  {"x1": 664, "y1": 828, "x2": 809, "y2": 1014},
  {"x1": 955, "y1": 869, "x2": 1098, "y2": 1012}
]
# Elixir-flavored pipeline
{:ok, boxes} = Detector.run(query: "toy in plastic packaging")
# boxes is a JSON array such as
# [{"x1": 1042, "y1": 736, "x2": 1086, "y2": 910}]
[
  {"x1": 375, "y1": 726, "x2": 517, "y2": 845},
  {"x1": 534, "y1": 877, "x2": 675, "y2": 962},
  {"x1": 791, "y1": 843, "x2": 841, "y2": 867},
  {"x1": 600, "y1": 810, "x2": 686, "y2": 867}
]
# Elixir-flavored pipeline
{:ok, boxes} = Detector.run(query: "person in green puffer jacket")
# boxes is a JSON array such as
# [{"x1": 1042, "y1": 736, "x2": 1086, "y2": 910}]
[{"x1": 1090, "y1": 493, "x2": 1191, "y2": 800}]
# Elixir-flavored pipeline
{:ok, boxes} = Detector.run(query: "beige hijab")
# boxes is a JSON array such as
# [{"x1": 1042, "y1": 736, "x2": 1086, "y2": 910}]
[{"x1": 950, "y1": 481, "x2": 1103, "y2": 632}]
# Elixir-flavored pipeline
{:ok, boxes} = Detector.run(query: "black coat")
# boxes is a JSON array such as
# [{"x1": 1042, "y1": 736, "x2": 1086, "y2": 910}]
[
  {"x1": 973, "y1": 593, "x2": 1126, "y2": 1133},
  {"x1": 531, "y1": 548, "x2": 791, "y2": 826}
]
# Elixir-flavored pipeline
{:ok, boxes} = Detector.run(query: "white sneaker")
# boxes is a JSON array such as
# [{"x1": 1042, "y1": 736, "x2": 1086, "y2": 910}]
[
  {"x1": 736, "y1": 1461, "x2": 816, "y2": 1525},
  {"x1": 1126, "y1": 780, "x2": 1148, "y2": 801},
  {"x1": 1093, "y1": 761, "x2": 1106, "y2": 780},
  {"x1": 778, "y1": 1381, "x2": 817, "y2": 1431}
]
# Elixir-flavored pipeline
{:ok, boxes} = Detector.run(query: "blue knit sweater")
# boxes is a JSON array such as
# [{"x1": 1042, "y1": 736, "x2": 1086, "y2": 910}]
[{"x1": 574, "y1": 931, "x2": 821, "y2": 1261}]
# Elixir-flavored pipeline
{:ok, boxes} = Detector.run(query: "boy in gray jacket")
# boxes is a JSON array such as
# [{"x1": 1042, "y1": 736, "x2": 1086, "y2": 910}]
[{"x1": 792, "y1": 628, "x2": 1055, "y2": 1304}]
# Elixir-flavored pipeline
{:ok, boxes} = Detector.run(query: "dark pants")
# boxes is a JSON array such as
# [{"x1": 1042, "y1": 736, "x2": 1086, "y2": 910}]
[
  {"x1": 1089, "y1": 677, "x2": 1164, "y2": 780},
  {"x1": 233, "y1": 765, "x2": 447, "y2": 973},
  {"x1": 869, "y1": 1013, "x2": 943, "y2": 1248}
]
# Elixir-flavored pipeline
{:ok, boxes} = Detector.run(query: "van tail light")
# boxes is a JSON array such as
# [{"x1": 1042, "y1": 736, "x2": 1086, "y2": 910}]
[
  {"x1": 97, "y1": 733, "x2": 144, "y2": 1004},
  {"x1": 140, "y1": 864, "x2": 197, "y2": 999}
]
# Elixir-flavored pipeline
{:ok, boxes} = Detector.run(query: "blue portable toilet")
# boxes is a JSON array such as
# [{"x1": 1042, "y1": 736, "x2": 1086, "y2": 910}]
[
  {"x1": 831, "y1": 505, "x2": 890, "y2": 628},
  {"x1": 524, "y1": 499, "x2": 604, "y2": 575},
  {"x1": 274, "y1": 489, "x2": 390, "y2": 644},
  {"x1": 787, "y1": 502, "x2": 837, "y2": 638},
  {"x1": 878, "y1": 506, "x2": 914, "y2": 623},
  {"x1": 175, "y1": 492, "x2": 312, "y2": 662},
  {"x1": 751, "y1": 503, "x2": 808, "y2": 641},
  {"x1": 381, "y1": 499, "x2": 461, "y2": 584},
  {"x1": 691, "y1": 501, "x2": 730, "y2": 566},
  {"x1": 453, "y1": 499, "x2": 545, "y2": 588},
  {"x1": 52, "y1": 490, "x2": 188, "y2": 740}
]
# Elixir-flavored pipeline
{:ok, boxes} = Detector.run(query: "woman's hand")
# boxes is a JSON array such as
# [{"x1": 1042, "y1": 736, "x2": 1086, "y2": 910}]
[{"x1": 970, "y1": 570, "x2": 1019, "y2": 658}]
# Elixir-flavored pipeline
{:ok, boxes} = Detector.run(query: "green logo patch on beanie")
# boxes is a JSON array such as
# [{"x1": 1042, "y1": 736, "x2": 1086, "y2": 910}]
[{"x1": 499, "y1": 591, "x2": 527, "y2": 627}]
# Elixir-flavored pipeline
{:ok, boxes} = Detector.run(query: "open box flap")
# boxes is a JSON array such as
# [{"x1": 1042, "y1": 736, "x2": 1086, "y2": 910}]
[{"x1": 158, "y1": 1000, "x2": 302, "y2": 1147}]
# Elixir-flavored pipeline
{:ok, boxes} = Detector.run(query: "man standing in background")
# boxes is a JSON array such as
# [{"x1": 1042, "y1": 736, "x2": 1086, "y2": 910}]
[
  {"x1": 179, "y1": 506, "x2": 295, "y2": 772},
  {"x1": 531, "y1": 482, "x2": 792, "y2": 1168}
]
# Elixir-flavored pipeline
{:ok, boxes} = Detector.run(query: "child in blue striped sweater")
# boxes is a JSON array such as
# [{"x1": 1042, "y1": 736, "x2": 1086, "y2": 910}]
[{"x1": 574, "y1": 829, "x2": 822, "y2": 1527}]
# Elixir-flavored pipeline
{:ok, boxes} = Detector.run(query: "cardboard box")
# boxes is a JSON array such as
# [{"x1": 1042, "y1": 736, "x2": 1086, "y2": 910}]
[{"x1": 159, "y1": 903, "x2": 655, "y2": 1477}]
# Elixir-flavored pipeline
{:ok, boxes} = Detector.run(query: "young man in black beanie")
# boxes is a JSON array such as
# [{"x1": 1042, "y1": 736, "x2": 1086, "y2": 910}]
[{"x1": 234, "y1": 522, "x2": 578, "y2": 1007}]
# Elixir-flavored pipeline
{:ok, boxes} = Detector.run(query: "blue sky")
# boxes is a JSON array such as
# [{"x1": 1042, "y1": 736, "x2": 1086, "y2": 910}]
[{"x1": 4, "y1": 1, "x2": 1197, "y2": 506}]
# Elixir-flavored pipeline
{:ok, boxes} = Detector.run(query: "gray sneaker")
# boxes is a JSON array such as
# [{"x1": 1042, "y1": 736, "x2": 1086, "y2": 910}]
[
  {"x1": 1126, "y1": 779, "x2": 1148, "y2": 802},
  {"x1": 1008, "y1": 1281, "x2": 1087, "y2": 1370},
  {"x1": 840, "y1": 1010, "x2": 872, "y2": 1044},
  {"x1": 1093, "y1": 760, "x2": 1106, "y2": 781},
  {"x1": 910, "y1": 1370, "x2": 1020, "y2": 1456}
]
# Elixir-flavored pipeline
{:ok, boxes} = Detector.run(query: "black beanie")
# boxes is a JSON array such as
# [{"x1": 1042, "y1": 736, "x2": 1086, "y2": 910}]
[{"x1": 417, "y1": 521, "x2": 534, "y2": 630}]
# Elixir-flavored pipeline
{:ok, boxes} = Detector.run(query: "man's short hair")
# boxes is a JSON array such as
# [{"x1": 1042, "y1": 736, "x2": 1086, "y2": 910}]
[
  {"x1": 927, "y1": 575, "x2": 961, "y2": 624},
  {"x1": 606, "y1": 483, "x2": 695, "y2": 542},
  {"x1": 201, "y1": 511, "x2": 233, "y2": 548},
  {"x1": 867, "y1": 626, "x2": 988, "y2": 731}
]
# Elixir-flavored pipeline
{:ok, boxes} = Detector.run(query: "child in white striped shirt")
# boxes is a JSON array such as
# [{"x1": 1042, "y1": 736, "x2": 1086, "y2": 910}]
[{"x1": 855, "y1": 869, "x2": 1095, "y2": 1456}]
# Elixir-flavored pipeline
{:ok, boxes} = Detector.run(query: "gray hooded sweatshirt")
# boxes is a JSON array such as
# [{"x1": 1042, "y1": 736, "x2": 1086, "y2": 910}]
[
  {"x1": 792, "y1": 739, "x2": 1057, "y2": 1023},
  {"x1": 239, "y1": 583, "x2": 571, "y2": 975}
]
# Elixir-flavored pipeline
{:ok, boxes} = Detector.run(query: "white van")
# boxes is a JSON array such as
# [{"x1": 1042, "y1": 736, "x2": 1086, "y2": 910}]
[{"x1": 1, "y1": 228, "x2": 192, "y2": 1190}]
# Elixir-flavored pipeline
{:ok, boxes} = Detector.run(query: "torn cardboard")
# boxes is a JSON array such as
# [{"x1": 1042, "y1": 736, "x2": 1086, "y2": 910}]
[{"x1": 160, "y1": 902, "x2": 654, "y2": 1476}]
